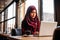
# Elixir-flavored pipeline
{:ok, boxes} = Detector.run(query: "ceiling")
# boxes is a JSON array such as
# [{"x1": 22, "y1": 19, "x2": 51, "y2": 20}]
[
  {"x1": 0, "y1": 0, "x2": 26, "y2": 12},
  {"x1": 0, "y1": 0, "x2": 13, "y2": 11}
]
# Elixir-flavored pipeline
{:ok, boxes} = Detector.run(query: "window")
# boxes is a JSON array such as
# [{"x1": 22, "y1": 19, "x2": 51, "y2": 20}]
[
  {"x1": 7, "y1": 18, "x2": 15, "y2": 34},
  {"x1": 0, "y1": 2, "x2": 16, "y2": 33},
  {"x1": 8, "y1": 2, "x2": 16, "y2": 19},
  {"x1": 42, "y1": 0, "x2": 54, "y2": 22},
  {"x1": 7, "y1": 2, "x2": 16, "y2": 34}
]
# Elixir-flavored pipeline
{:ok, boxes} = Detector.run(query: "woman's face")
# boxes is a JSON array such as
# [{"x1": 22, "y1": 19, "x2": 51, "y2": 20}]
[{"x1": 30, "y1": 10, "x2": 37, "y2": 19}]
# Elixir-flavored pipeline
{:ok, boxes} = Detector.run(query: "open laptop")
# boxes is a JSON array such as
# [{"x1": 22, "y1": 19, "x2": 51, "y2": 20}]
[{"x1": 39, "y1": 21, "x2": 57, "y2": 36}]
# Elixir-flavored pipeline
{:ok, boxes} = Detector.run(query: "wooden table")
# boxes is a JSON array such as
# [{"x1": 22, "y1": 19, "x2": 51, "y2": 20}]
[
  {"x1": 0, "y1": 33, "x2": 53, "y2": 40},
  {"x1": 22, "y1": 37, "x2": 40, "y2": 40},
  {"x1": 10, "y1": 36, "x2": 52, "y2": 40},
  {"x1": 22, "y1": 36, "x2": 52, "y2": 40}
]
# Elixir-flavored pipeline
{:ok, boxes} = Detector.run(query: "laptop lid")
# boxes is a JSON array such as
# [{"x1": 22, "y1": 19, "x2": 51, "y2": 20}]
[{"x1": 39, "y1": 21, "x2": 57, "y2": 36}]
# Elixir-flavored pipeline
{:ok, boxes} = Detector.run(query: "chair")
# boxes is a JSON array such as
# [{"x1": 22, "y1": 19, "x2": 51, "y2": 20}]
[{"x1": 53, "y1": 28, "x2": 60, "y2": 40}]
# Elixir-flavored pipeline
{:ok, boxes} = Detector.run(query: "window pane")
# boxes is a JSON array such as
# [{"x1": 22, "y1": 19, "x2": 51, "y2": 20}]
[
  {"x1": 7, "y1": 18, "x2": 15, "y2": 34},
  {"x1": 0, "y1": 12, "x2": 4, "y2": 22},
  {"x1": 42, "y1": 0, "x2": 54, "y2": 21},
  {"x1": 7, "y1": 2, "x2": 16, "y2": 19},
  {"x1": 2, "y1": 12, "x2": 4, "y2": 21}
]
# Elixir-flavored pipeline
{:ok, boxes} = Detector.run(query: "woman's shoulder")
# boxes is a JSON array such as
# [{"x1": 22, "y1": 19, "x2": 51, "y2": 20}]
[{"x1": 22, "y1": 20, "x2": 27, "y2": 24}]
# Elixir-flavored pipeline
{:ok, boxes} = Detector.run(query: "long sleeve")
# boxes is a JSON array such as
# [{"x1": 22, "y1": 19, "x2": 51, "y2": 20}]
[{"x1": 36, "y1": 21, "x2": 40, "y2": 32}]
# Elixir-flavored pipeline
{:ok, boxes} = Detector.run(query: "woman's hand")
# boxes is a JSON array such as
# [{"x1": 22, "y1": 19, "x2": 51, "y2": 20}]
[
  {"x1": 34, "y1": 31, "x2": 39, "y2": 35},
  {"x1": 33, "y1": 31, "x2": 39, "y2": 36}
]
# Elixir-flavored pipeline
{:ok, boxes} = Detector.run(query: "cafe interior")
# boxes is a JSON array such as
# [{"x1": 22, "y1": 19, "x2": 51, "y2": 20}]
[{"x1": 0, "y1": 0, "x2": 60, "y2": 40}]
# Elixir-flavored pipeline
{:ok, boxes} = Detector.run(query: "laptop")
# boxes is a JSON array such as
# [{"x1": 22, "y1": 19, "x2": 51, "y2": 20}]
[{"x1": 39, "y1": 21, "x2": 57, "y2": 36}]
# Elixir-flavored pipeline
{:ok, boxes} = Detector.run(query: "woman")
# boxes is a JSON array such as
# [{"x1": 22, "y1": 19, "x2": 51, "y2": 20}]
[{"x1": 22, "y1": 6, "x2": 40, "y2": 35}]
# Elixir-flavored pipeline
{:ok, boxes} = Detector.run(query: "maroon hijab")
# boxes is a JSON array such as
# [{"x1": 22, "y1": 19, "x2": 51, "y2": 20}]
[{"x1": 22, "y1": 6, "x2": 40, "y2": 34}]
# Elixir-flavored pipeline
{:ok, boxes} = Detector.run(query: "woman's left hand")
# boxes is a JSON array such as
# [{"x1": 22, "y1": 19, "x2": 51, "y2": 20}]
[{"x1": 34, "y1": 31, "x2": 39, "y2": 35}]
